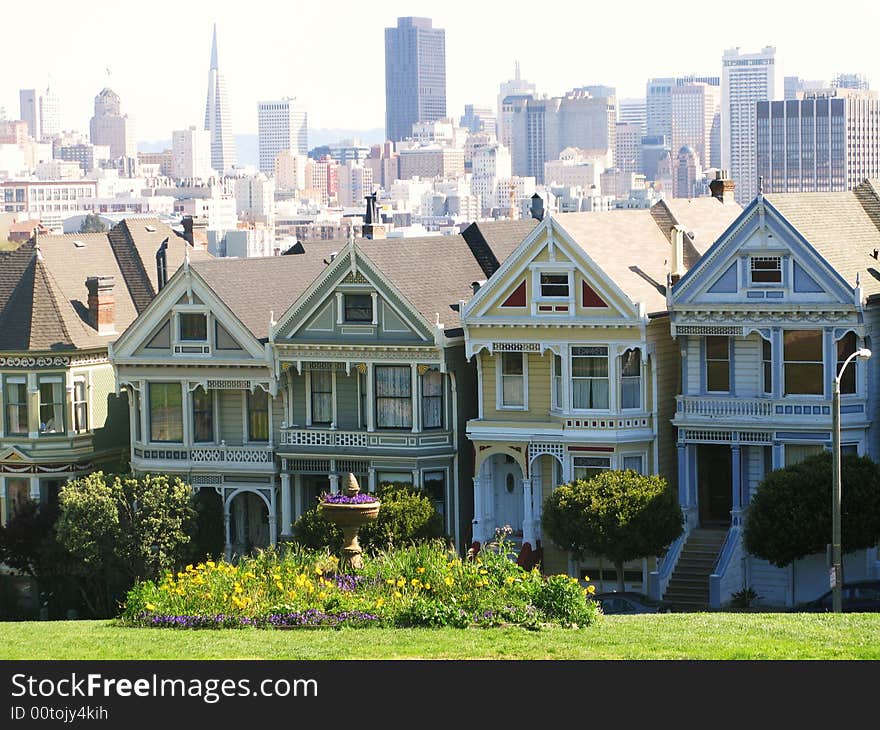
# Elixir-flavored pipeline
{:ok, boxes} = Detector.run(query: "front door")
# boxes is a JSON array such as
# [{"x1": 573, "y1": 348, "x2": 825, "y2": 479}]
[
  {"x1": 698, "y1": 445, "x2": 732, "y2": 526},
  {"x1": 493, "y1": 457, "x2": 524, "y2": 536}
]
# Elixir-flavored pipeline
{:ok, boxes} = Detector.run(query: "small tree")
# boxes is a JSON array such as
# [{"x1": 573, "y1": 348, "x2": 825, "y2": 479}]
[
  {"x1": 0, "y1": 499, "x2": 70, "y2": 580},
  {"x1": 78, "y1": 213, "x2": 107, "y2": 233},
  {"x1": 743, "y1": 452, "x2": 880, "y2": 568},
  {"x1": 55, "y1": 472, "x2": 195, "y2": 616},
  {"x1": 541, "y1": 470, "x2": 683, "y2": 591}
]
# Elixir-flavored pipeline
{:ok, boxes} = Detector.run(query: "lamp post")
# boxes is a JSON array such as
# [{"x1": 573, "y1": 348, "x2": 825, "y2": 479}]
[{"x1": 831, "y1": 347, "x2": 871, "y2": 613}]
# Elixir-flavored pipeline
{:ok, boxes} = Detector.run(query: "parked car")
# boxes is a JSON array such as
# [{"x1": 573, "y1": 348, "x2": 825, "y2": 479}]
[
  {"x1": 794, "y1": 581, "x2": 880, "y2": 613},
  {"x1": 593, "y1": 591, "x2": 670, "y2": 615}
]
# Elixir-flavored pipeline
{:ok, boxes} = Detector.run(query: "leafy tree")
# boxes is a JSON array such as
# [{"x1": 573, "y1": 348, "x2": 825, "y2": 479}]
[
  {"x1": 541, "y1": 470, "x2": 683, "y2": 591},
  {"x1": 743, "y1": 452, "x2": 880, "y2": 568},
  {"x1": 78, "y1": 213, "x2": 107, "y2": 234},
  {"x1": 0, "y1": 499, "x2": 69, "y2": 579},
  {"x1": 55, "y1": 472, "x2": 195, "y2": 616},
  {"x1": 291, "y1": 482, "x2": 445, "y2": 554}
]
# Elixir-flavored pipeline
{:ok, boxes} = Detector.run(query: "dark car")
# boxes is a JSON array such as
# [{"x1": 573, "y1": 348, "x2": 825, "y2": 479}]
[
  {"x1": 794, "y1": 581, "x2": 880, "y2": 613},
  {"x1": 593, "y1": 591, "x2": 669, "y2": 615}
]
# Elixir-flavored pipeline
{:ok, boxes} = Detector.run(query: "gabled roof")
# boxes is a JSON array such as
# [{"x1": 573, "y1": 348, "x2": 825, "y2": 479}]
[
  {"x1": 660, "y1": 197, "x2": 743, "y2": 257},
  {"x1": 462, "y1": 219, "x2": 540, "y2": 276},
  {"x1": 192, "y1": 233, "x2": 488, "y2": 341},
  {"x1": 0, "y1": 219, "x2": 211, "y2": 352}
]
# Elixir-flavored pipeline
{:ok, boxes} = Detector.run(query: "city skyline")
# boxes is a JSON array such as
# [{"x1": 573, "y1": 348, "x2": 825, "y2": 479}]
[{"x1": 4, "y1": 0, "x2": 880, "y2": 143}]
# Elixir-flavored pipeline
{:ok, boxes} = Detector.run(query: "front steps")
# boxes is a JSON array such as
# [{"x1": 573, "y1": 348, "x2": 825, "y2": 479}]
[{"x1": 663, "y1": 528, "x2": 727, "y2": 610}]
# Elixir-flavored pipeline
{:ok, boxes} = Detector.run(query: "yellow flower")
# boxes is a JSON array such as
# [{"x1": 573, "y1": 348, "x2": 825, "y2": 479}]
[
  {"x1": 145, "y1": 602, "x2": 156, "y2": 611},
  {"x1": 394, "y1": 591, "x2": 402, "y2": 598},
  {"x1": 505, "y1": 576, "x2": 515, "y2": 584},
  {"x1": 411, "y1": 578, "x2": 421, "y2": 588},
  {"x1": 287, "y1": 590, "x2": 297, "y2": 599},
  {"x1": 206, "y1": 561, "x2": 216, "y2": 568},
  {"x1": 583, "y1": 575, "x2": 590, "y2": 582},
  {"x1": 479, "y1": 569, "x2": 488, "y2": 575},
  {"x1": 385, "y1": 578, "x2": 395, "y2": 585},
  {"x1": 424, "y1": 582, "x2": 431, "y2": 590},
  {"x1": 314, "y1": 567, "x2": 323, "y2": 576},
  {"x1": 462, "y1": 593, "x2": 469, "y2": 600},
  {"x1": 375, "y1": 598, "x2": 385, "y2": 608},
  {"x1": 396, "y1": 577, "x2": 405, "y2": 588},
  {"x1": 445, "y1": 577, "x2": 454, "y2": 586},
  {"x1": 587, "y1": 585, "x2": 596, "y2": 594},
  {"x1": 276, "y1": 582, "x2": 284, "y2": 591},
  {"x1": 318, "y1": 591, "x2": 328, "y2": 600},
  {"x1": 185, "y1": 564, "x2": 194, "y2": 572},
  {"x1": 416, "y1": 567, "x2": 425, "y2": 574}
]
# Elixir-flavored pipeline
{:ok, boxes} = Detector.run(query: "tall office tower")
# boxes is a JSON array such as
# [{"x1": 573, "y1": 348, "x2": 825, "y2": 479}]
[
  {"x1": 671, "y1": 82, "x2": 720, "y2": 169},
  {"x1": 832, "y1": 72, "x2": 870, "y2": 91},
  {"x1": 337, "y1": 160, "x2": 374, "y2": 207},
  {"x1": 39, "y1": 86, "x2": 60, "y2": 140},
  {"x1": 460, "y1": 104, "x2": 496, "y2": 134},
  {"x1": 615, "y1": 123, "x2": 643, "y2": 176},
  {"x1": 618, "y1": 98, "x2": 647, "y2": 133},
  {"x1": 722, "y1": 46, "x2": 778, "y2": 203},
  {"x1": 756, "y1": 89, "x2": 880, "y2": 193},
  {"x1": 19, "y1": 89, "x2": 40, "y2": 140},
  {"x1": 257, "y1": 98, "x2": 307, "y2": 174},
  {"x1": 89, "y1": 88, "x2": 136, "y2": 160},
  {"x1": 384, "y1": 17, "x2": 446, "y2": 143},
  {"x1": 673, "y1": 146, "x2": 702, "y2": 198},
  {"x1": 784, "y1": 76, "x2": 827, "y2": 100},
  {"x1": 204, "y1": 24, "x2": 237, "y2": 173},
  {"x1": 646, "y1": 75, "x2": 720, "y2": 142},
  {"x1": 497, "y1": 62, "x2": 536, "y2": 146},
  {"x1": 172, "y1": 126, "x2": 214, "y2": 181}
]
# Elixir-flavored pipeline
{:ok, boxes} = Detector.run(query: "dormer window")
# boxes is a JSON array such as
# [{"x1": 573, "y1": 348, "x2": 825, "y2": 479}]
[
  {"x1": 344, "y1": 294, "x2": 373, "y2": 323},
  {"x1": 750, "y1": 256, "x2": 782, "y2": 284},
  {"x1": 540, "y1": 273, "x2": 569, "y2": 298},
  {"x1": 179, "y1": 312, "x2": 208, "y2": 341}
]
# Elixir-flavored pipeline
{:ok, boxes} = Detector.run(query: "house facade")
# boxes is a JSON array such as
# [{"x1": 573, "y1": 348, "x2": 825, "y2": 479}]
[
  {"x1": 0, "y1": 220, "x2": 204, "y2": 528},
  {"x1": 111, "y1": 229, "x2": 495, "y2": 557},
  {"x1": 665, "y1": 182, "x2": 880, "y2": 607},
  {"x1": 461, "y1": 199, "x2": 741, "y2": 590}
]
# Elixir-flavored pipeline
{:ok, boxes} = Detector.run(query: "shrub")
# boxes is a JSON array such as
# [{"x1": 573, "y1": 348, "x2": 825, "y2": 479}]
[{"x1": 744, "y1": 452, "x2": 880, "y2": 567}]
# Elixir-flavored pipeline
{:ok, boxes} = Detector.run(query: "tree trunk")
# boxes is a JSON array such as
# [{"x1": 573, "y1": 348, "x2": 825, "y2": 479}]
[{"x1": 615, "y1": 560, "x2": 625, "y2": 592}]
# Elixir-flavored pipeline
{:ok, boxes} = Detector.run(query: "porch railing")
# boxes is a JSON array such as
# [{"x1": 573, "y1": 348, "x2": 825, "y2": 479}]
[
  {"x1": 709, "y1": 526, "x2": 742, "y2": 609},
  {"x1": 648, "y1": 531, "x2": 687, "y2": 601}
]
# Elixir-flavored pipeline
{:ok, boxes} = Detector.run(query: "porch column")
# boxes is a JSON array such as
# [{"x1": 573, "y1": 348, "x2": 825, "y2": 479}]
[
  {"x1": 27, "y1": 373, "x2": 39, "y2": 439},
  {"x1": 677, "y1": 444, "x2": 688, "y2": 507},
  {"x1": 522, "y1": 478, "x2": 534, "y2": 545},
  {"x1": 772, "y1": 442, "x2": 784, "y2": 470},
  {"x1": 368, "y1": 467, "x2": 377, "y2": 493},
  {"x1": 139, "y1": 380, "x2": 149, "y2": 443},
  {"x1": 411, "y1": 365, "x2": 420, "y2": 434},
  {"x1": 29, "y1": 475, "x2": 40, "y2": 501},
  {"x1": 224, "y1": 500, "x2": 232, "y2": 560},
  {"x1": 412, "y1": 468, "x2": 420, "y2": 487},
  {"x1": 366, "y1": 363, "x2": 375, "y2": 432},
  {"x1": 731, "y1": 443, "x2": 742, "y2": 526},
  {"x1": 329, "y1": 473, "x2": 340, "y2": 494},
  {"x1": 280, "y1": 473, "x2": 292, "y2": 537},
  {"x1": 293, "y1": 474, "x2": 304, "y2": 521},
  {"x1": 472, "y1": 475, "x2": 485, "y2": 543},
  {"x1": 532, "y1": 467, "x2": 543, "y2": 542},
  {"x1": 65, "y1": 372, "x2": 76, "y2": 438}
]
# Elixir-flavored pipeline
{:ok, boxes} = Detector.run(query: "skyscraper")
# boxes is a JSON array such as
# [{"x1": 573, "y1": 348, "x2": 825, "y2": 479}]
[
  {"x1": 172, "y1": 126, "x2": 213, "y2": 181},
  {"x1": 19, "y1": 89, "x2": 39, "y2": 140},
  {"x1": 257, "y1": 98, "x2": 308, "y2": 174},
  {"x1": 204, "y1": 24, "x2": 237, "y2": 173},
  {"x1": 671, "y1": 82, "x2": 720, "y2": 169},
  {"x1": 756, "y1": 89, "x2": 880, "y2": 193},
  {"x1": 722, "y1": 46, "x2": 778, "y2": 203},
  {"x1": 384, "y1": 17, "x2": 446, "y2": 143},
  {"x1": 39, "y1": 86, "x2": 60, "y2": 140},
  {"x1": 497, "y1": 62, "x2": 536, "y2": 147},
  {"x1": 89, "y1": 88, "x2": 136, "y2": 160}
]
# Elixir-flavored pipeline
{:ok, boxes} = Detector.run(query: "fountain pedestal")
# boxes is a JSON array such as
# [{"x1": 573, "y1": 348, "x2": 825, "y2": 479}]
[{"x1": 318, "y1": 474, "x2": 380, "y2": 570}]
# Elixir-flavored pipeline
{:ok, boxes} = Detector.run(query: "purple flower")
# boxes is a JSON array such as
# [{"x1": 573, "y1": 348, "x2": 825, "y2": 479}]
[{"x1": 321, "y1": 492, "x2": 378, "y2": 504}]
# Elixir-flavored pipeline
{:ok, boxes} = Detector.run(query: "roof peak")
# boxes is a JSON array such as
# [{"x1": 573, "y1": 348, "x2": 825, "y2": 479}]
[{"x1": 210, "y1": 24, "x2": 219, "y2": 71}]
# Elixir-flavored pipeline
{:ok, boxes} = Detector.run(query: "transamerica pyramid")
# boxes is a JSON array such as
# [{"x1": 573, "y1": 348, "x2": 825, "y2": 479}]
[{"x1": 204, "y1": 23, "x2": 237, "y2": 173}]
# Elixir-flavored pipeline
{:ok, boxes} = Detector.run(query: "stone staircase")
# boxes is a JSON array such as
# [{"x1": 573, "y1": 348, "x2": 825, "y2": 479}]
[{"x1": 662, "y1": 528, "x2": 727, "y2": 610}]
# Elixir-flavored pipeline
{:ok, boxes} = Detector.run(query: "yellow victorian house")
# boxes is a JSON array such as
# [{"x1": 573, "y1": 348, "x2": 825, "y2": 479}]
[{"x1": 461, "y1": 197, "x2": 741, "y2": 588}]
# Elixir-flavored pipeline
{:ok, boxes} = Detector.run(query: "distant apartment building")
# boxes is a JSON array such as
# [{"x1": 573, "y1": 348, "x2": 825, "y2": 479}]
[
  {"x1": 671, "y1": 82, "x2": 720, "y2": 169},
  {"x1": 18, "y1": 87, "x2": 59, "y2": 142},
  {"x1": 89, "y1": 88, "x2": 136, "y2": 161},
  {"x1": 1, "y1": 180, "x2": 98, "y2": 230},
  {"x1": 55, "y1": 142, "x2": 111, "y2": 173},
  {"x1": 233, "y1": 173, "x2": 275, "y2": 227},
  {"x1": 173, "y1": 195, "x2": 237, "y2": 233},
  {"x1": 138, "y1": 150, "x2": 174, "y2": 178},
  {"x1": 756, "y1": 89, "x2": 880, "y2": 193},
  {"x1": 471, "y1": 144, "x2": 511, "y2": 211},
  {"x1": 327, "y1": 140, "x2": 370, "y2": 164},
  {"x1": 172, "y1": 126, "x2": 214, "y2": 181},
  {"x1": 832, "y1": 72, "x2": 870, "y2": 91},
  {"x1": 784, "y1": 76, "x2": 827, "y2": 100},
  {"x1": 618, "y1": 98, "x2": 647, "y2": 132},
  {"x1": 398, "y1": 145, "x2": 465, "y2": 181},
  {"x1": 257, "y1": 98, "x2": 307, "y2": 174},
  {"x1": 365, "y1": 142, "x2": 400, "y2": 190},
  {"x1": 722, "y1": 46, "x2": 778, "y2": 203},
  {"x1": 460, "y1": 104, "x2": 496, "y2": 134},
  {"x1": 337, "y1": 161, "x2": 374, "y2": 207},
  {"x1": 646, "y1": 75, "x2": 719, "y2": 142},
  {"x1": 0, "y1": 120, "x2": 29, "y2": 145},
  {"x1": 304, "y1": 156, "x2": 339, "y2": 206},
  {"x1": 672, "y1": 145, "x2": 702, "y2": 198},
  {"x1": 274, "y1": 150, "x2": 307, "y2": 192},
  {"x1": 615, "y1": 123, "x2": 642, "y2": 176},
  {"x1": 385, "y1": 17, "x2": 446, "y2": 142},
  {"x1": 544, "y1": 147, "x2": 607, "y2": 190}
]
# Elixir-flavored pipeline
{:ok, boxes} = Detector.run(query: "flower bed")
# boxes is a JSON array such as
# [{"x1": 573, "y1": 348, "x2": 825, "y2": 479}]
[
  {"x1": 320, "y1": 492, "x2": 378, "y2": 504},
  {"x1": 121, "y1": 535, "x2": 600, "y2": 630}
]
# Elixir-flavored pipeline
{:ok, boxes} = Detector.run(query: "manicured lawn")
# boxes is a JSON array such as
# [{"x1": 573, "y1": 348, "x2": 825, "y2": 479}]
[{"x1": 2, "y1": 613, "x2": 879, "y2": 659}]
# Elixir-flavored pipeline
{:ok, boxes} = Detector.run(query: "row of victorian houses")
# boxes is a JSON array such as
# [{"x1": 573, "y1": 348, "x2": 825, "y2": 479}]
[{"x1": 3, "y1": 178, "x2": 880, "y2": 608}]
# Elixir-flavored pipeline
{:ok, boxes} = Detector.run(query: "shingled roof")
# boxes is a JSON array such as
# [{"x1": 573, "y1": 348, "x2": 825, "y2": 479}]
[{"x1": 0, "y1": 219, "x2": 211, "y2": 352}]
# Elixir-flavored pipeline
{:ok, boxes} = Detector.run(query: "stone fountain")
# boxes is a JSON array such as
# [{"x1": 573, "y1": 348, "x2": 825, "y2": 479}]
[{"x1": 318, "y1": 473, "x2": 381, "y2": 569}]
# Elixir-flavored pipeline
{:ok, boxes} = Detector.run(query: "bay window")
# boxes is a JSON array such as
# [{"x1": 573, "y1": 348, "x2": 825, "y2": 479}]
[
  {"x1": 192, "y1": 387, "x2": 214, "y2": 443},
  {"x1": 622, "y1": 454, "x2": 644, "y2": 473},
  {"x1": 5, "y1": 379, "x2": 28, "y2": 435},
  {"x1": 421, "y1": 369, "x2": 443, "y2": 429},
  {"x1": 38, "y1": 377, "x2": 64, "y2": 434},
  {"x1": 705, "y1": 336, "x2": 730, "y2": 393},
  {"x1": 620, "y1": 349, "x2": 641, "y2": 409},
  {"x1": 836, "y1": 332, "x2": 857, "y2": 395},
  {"x1": 247, "y1": 388, "x2": 269, "y2": 442},
  {"x1": 571, "y1": 347, "x2": 609, "y2": 409},
  {"x1": 552, "y1": 354, "x2": 563, "y2": 409},
  {"x1": 573, "y1": 456, "x2": 611, "y2": 481},
  {"x1": 499, "y1": 352, "x2": 525, "y2": 408},
  {"x1": 376, "y1": 366, "x2": 412, "y2": 429},
  {"x1": 762, "y1": 339, "x2": 772, "y2": 394},
  {"x1": 149, "y1": 382, "x2": 183, "y2": 442},
  {"x1": 783, "y1": 330, "x2": 823, "y2": 395},
  {"x1": 310, "y1": 371, "x2": 333, "y2": 425}
]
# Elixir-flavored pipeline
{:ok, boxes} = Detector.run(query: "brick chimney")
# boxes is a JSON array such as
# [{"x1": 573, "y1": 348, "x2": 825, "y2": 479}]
[
  {"x1": 670, "y1": 226, "x2": 686, "y2": 285},
  {"x1": 709, "y1": 170, "x2": 736, "y2": 204},
  {"x1": 362, "y1": 192, "x2": 386, "y2": 240},
  {"x1": 86, "y1": 276, "x2": 116, "y2": 335}
]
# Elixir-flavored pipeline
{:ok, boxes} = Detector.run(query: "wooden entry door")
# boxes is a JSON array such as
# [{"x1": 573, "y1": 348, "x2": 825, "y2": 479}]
[
  {"x1": 698, "y1": 445, "x2": 732, "y2": 526},
  {"x1": 493, "y1": 458, "x2": 524, "y2": 535}
]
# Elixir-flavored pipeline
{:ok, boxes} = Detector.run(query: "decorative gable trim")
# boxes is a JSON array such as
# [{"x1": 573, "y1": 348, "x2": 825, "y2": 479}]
[
  {"x1": 581, "y1": 280, "x2": 608, "y2": 308},
  {"x1": 501, "y1": 281, "x2": 527, "y2": 308}
]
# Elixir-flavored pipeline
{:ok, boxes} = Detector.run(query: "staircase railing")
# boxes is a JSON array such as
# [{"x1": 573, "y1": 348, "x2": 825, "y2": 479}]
[
  {"x1": 647, "y1": 530, "x2": 687, "y2": 601},
  {"x1": 708, "y1": 526, "x2": 741, "y2": 609}
]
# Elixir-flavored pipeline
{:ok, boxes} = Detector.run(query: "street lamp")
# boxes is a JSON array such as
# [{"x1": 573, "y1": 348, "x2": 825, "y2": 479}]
[{"x1": 831, "y1": 346, "x2": 871, "y2": 613}]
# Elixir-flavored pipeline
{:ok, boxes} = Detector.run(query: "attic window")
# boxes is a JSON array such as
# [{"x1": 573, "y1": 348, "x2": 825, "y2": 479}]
[
  {"x1": 145, "y1": 225, "x2": 157, "y2": 232},
  {"x1": 750, "y1": 256, "x2": 782, "y2": 284},
  {"x1": 72, "y1": 240, "x2": 86, "y2": 248},
  {"x1": 539, "y1": 273, "x2": 569, "y2": 298}
]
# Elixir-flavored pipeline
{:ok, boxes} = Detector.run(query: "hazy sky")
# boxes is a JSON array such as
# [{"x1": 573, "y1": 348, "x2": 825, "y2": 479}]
[{"x1": 4, "y1": 0, "x2": 880, "y2": 142}]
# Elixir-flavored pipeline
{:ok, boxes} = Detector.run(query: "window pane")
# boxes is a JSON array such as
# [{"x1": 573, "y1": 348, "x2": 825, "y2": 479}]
[
  {"x1": 423, "y1": 471, "x2": 446, "y2": 523},
  {"x1": 784, "y1": 330, "x2": 823, "y2": 395},
  {"x1": 5, "y1": 382, "x2": 28, "y2": 434},
  {"x1": 572, "y1": 347, "x2": 609, "y2": 408},
  {"x1": 784, "y1": 330, "x2": 822, "y2": 362},
  {"x1": 572, "y1": 378, "x2": 609, "y2": 409},
  {"x1": 422, "y1": 370, "x2": 443, "y2": 429},
  {"x1": 192, "y1": 387, "x2": 213, "y2": 442},
  {"x1": 74, "y1": 380, "x2": 88, "y2": 432},
  {"x1": 501, "y1": 352, "x2": 523, "y2": 375},
  {"x1": 38, "y1": 380, "x2": 64, "y2": 433},
  {"x1": 344, "y1": 294, "x2": 373, "y2": 322},
  {"x1": 784, "y1": 363, "x2": 823, "y2": 395},
  {"x1": 248, "y1": 389, "x2": 269, "y2": 441},
  {"x1": 179, "y1": 313, "x2": 208, "y2": 341},
  {"x1": 311, "y1": 371, "x2": 333, "y2": 425},
  {"x1": 149, "y1": 383, "x2": 183, "y2": 442},
  {"x1": 706, "y1": 336, "x2": 729, "y2": 360},
  {"x1": 540, "y1": 273, "x2": 569, "y2": 297},
  {"x1": 837, "y1": 332, "x2": 857, "y2": 395},
  {"x1": 706, "y1": 361, "x2": 730, "y2": 392},
  {"x1": 622, "y1": 455, "x2": 644, "y2": 473},
  {"x1": 502, "y1": 375, "x2": 525, "y2": 406},
  {"x1": 376, "y1": 366, "x2": 412, "y2": 428}
]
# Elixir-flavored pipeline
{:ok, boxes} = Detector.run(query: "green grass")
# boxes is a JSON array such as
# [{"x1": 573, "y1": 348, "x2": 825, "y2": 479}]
[{"x1": 2, "y1": 613, "x2": 880, "y2": 659}]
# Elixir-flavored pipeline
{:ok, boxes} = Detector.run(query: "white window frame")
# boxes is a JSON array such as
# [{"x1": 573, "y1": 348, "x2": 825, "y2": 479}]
[
  {"x1": 551, "y1": 353, "x2": 564, "y2": 411},
  {"x1": 619, "y1": 348, "x2": 643, "y2": 411},
  {"x1": 496, "y1": 351, "x2": 528, "y2": 410},
  {"x1": 570, "y1": 346, "x2": 611, "y2": 412},
  {"x1": 4, "y1": 376, "x2": 28, "y2": 436},
  {"x1": 421, "y1": 467, "x2": 449, "y2": 533},
  {"x1": 530, "y1": 262, "x2": 575, "y2": 316},
  {"x1": 572, "y1": 455, "x2": 612, "y2": 481},
  {"x1": 73, "y1": 376, "x2": 89, "y2": 433},
  {"x1": 620, "y1": 452, "x2": 647, "y2": 474},
  {"x1": 782, "y1": 329, "x2": 825, "y2": 398},
  {"x1": 749, "y1": 255, "x2": 783, "y2": 286},
  {"x1": 37, "y1": 375, "x2": 65, "y2": 435},
  {"x1": 171, "y1": 305, "x2": 213, "y2": 357}
]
